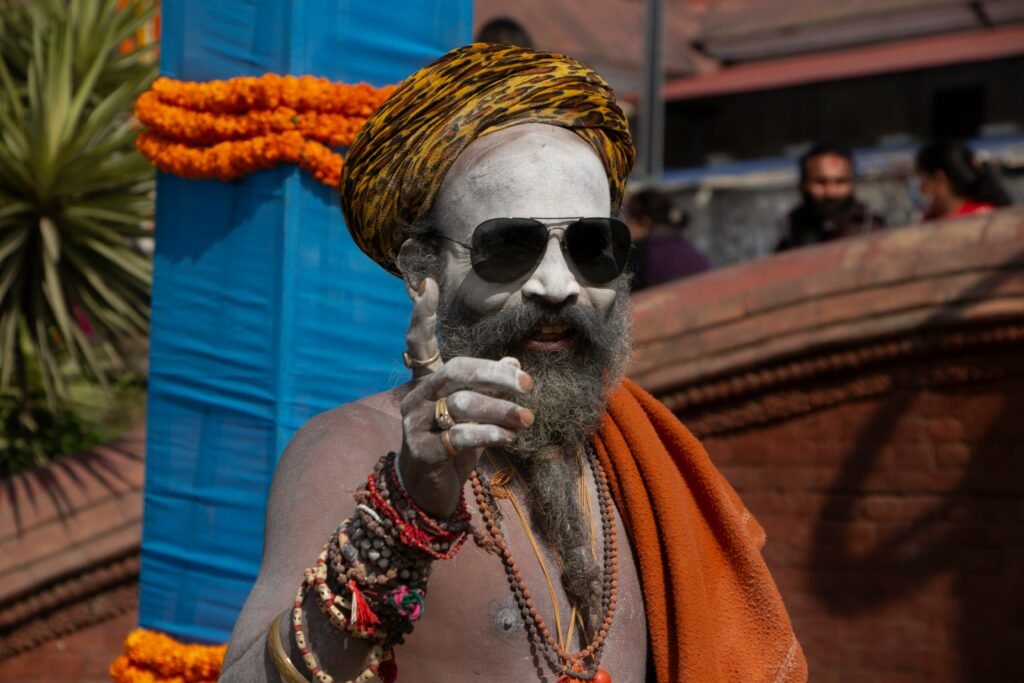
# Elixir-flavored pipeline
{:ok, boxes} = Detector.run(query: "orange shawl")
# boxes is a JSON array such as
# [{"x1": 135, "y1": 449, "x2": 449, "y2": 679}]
[{"x1": 595, "y1": 379, "x2": 807, "y2": 682}]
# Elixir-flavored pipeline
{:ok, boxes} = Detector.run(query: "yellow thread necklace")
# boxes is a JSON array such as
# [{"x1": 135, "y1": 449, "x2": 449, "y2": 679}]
[{"x1": 484, "y1": 449, "x2": 599, "y2": 651}]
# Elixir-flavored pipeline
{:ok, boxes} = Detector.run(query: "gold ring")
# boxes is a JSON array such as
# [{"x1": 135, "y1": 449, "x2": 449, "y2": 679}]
[
  {"x1": 434, "y1": 396, "x2": 456, "y2": 431},
  {"x1": 403, "y1": 349, "x2": 442, "y2": 369},
  {"x1": 439, "y1": 429, "x2": 458, "y2": 459}
]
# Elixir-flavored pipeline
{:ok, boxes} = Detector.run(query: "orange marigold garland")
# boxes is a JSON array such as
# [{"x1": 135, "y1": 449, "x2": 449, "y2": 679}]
[
  {"x1": 135, "y1": 74, "x2": 395, "y2": 188},
  {"x1": 110, "y1": 629, "x2": 226, "y2": 683},
  {"x1": 124, "y1": 75, "x2": 393, "y2": 681}
]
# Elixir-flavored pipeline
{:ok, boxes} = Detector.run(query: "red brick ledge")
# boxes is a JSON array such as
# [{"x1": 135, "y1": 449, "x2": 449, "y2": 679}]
[
  {"x1": 657, "y1": 320, "x2": 1024, "y2": 419},
  {"x1": 0, "y1": 553, "x2": 139, "y2": 659},
  {"x1": 0, "y1": 428, "x2": 145, "y2": 657},
  {"x1": 629, "y1": 208, "x2": 1024, "y2": 397},
  {"x1": 677, "y1": 326, "x2": 1024, "y2": 438}
]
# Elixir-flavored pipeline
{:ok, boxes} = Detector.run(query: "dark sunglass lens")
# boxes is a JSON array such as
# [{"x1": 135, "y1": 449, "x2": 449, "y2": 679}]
[
  {"x1": 471, "y1": 218, "x2": 548, "y2": 283},
  {"x1": 565, "y1": 218, "x2": 632, "y2": 284}
]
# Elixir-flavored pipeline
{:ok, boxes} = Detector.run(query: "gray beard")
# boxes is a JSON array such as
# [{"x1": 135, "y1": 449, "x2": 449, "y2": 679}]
[
  {"x1": 435, "y1": 282, "x2": 632, "y2": 455},
  {"x1": 436, "y1": 282, "x2": 632, "y2": 636}
]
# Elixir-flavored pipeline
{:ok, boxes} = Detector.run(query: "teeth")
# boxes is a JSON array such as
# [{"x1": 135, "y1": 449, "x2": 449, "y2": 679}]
[{"x1": 531, "y1": 323, "x2": 572, "y2": 341}]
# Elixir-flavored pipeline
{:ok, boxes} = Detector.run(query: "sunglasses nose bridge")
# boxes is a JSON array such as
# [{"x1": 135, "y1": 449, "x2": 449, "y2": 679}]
[
  {"x1": 546, "y1": 225, "x2": 568, "y2": 239},
  {"x1": 541, "y1": 222, "x2": 576, "y2": 255},
  {"x1": 521, "y1": 233, "x2": 582, "y2": 305}
]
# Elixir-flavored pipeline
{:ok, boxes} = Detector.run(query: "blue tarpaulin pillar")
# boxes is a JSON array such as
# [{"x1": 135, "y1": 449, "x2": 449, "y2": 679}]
[{"x1": 141, "y1": 1, "x2": 473, "y2": 643}]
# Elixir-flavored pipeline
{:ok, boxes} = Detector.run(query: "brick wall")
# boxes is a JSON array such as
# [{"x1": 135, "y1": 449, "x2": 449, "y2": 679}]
[
  {"x1": 0, "y1": 609, "x2": 137, "y2": 683},
  {"x1": 705, "y1": 382, "x2": 1024, "y2": 682},
  {"x1": 0, "y1": 431, "x2": 144, "y2": 682}
]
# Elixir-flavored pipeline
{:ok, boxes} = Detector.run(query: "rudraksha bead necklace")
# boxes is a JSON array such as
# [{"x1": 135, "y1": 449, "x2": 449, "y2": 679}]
[{"x1": 470, "y1": 443, "x2": 618, "y2": 682}]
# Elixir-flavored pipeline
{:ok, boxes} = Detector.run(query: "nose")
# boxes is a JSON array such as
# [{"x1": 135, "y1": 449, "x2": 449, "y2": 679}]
[
  {"x1": 825, "y1": 180, "x2": 849, "y2": 199},
  {"x1": 521, "y1": 237, "x2": 581, "y2": 305}
]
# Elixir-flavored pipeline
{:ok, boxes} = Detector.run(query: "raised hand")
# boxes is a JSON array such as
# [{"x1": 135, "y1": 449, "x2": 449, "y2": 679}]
[{"x1": 398, "y1": 278, "x2": 534, "y2": 518}]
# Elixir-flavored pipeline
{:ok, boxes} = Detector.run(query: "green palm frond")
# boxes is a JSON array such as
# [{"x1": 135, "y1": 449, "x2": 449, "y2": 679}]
[{"x1": 0, "y1": 0, "x2": 156, "y2": 409}]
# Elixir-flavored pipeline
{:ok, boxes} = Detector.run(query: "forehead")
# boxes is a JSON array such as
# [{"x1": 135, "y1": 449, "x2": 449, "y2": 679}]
[
  {"x1": 430, "y1": 124, "x2": 611, "y2": 240},
  {"x1": 805, "y1": 153, "x2": 853, "y2": 179}
]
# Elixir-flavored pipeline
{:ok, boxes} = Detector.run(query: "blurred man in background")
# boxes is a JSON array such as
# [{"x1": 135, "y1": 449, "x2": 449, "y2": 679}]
[{"x1": 776, "y1": 142, "x2": 885, "y2": 251}]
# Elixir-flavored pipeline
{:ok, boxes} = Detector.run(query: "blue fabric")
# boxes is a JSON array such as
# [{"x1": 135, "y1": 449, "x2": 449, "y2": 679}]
[{"x1": 140, "y1": 0, "x2": 472, "y2": 643}]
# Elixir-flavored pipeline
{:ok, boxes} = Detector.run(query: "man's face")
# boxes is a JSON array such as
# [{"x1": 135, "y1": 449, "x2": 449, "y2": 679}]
[
  {"x1": 424, "y1": 123, "x2": 632, "y2": 454},
  {"x1": 430, "y1": 123, "x2": 619, "y2": 322},
  {"x1": 801, "y1": 153, "x2": 854, "y2": 213}
]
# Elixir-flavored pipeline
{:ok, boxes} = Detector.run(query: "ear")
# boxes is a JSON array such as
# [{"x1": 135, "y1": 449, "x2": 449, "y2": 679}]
[{"x1": 396, "y1": 238, "x2": 432, "y2": 291}]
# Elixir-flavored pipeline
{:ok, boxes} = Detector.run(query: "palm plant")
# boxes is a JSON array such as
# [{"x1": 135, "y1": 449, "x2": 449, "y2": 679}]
[{"x1": 0, "y1": 0, "x2": 156, "y2": 463}]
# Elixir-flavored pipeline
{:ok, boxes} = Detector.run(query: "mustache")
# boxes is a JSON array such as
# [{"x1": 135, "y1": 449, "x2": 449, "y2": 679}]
[
  {"x1": 805, "y1": 194, "x2": 855, "y2": 215},
  {"x1": 438, "y1": 298, "x2": 609, "y2": 360},
  {"x1": 501, "y1": 301, "x2": 604, "y2": 344}
]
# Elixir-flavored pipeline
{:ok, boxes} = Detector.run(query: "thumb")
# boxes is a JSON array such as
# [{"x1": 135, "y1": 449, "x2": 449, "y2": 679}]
[{"x1": 404, "y1": 277, "x2": 443, "y2": 378}]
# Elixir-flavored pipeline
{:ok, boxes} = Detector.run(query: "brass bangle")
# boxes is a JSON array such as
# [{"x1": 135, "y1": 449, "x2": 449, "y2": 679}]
[{"x1": 266, "y1": 611, "x2": 310, "y2": 683}]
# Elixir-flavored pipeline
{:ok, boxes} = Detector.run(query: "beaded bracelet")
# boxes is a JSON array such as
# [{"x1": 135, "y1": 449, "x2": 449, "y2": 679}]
[
  {"x1": 386, "y1": 454, "x2": 471, "y2": 537},
  {"x1": 361, "y1": 453, "x2": 471, "y2": 559},
  {"x1": 288, "y1": 451, "x2": 472, "y2": 683}
]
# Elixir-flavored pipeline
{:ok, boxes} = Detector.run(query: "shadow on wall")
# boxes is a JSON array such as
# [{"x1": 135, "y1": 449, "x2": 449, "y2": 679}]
[
  {"x1": 810, "y1": 262, "x2": 1024, "y2": 682},
  {"x1": 2, "y1": 439, "x2": 143, "y2": 536}
]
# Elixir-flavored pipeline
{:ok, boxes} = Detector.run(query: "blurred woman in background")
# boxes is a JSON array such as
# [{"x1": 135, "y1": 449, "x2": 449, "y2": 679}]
[
  {"x1": 915, "y1": 141, "x2": 1013, "y2": 220},
  {"x1": 624, "y1": 189, "x2": 709, "y2": 291}
]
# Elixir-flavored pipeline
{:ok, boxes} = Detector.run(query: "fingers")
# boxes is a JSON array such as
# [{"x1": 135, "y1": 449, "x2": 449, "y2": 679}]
[
  {"x1": 445, "y1": 391, "x2": 534, "y2": 430},
  {"x1": 403, "y1": 422, "x2": 515, "y2": 468},
  {"x1": 401, "y1": 386, "x2": 532, "y2": 449},
  {"x1": 447, "y1": 423, "x2": 517, "y2": 454},
  {"x1": 404, "y1": 277, "x2": 442, "y2": 378},
  {"x1": 419, "y1": 356, "x2": 533, "y2": 400}
]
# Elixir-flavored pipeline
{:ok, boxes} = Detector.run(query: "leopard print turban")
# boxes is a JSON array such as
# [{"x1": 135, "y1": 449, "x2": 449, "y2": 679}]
[{"x1": 339, "y1": 42, "x2": 635, "y2": 275}]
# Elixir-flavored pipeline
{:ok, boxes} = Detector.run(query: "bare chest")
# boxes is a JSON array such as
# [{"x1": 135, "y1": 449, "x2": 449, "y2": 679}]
[{"x1": 387, "y1": 486, "x2": 648, "y2": 682}]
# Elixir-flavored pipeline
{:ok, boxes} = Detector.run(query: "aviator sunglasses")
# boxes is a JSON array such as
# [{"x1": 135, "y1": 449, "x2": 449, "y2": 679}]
[{"x1": 438, "y1": 217, "x2": 633, "y2": 285}]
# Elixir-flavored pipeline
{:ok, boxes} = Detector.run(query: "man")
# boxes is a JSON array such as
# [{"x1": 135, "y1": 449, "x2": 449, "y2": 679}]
[
  {"x1": 776, "y1": 142, "x2": 884, "y2": 251},
  {"x1": 221, "y1": 43, "x2": 806, "y2": 683}
]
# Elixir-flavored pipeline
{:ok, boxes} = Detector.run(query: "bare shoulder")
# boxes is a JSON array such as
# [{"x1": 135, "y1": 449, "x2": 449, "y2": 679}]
[
  {"x1": 271, "y1": 386, "x2": 405, "y2": 491},
  {"x1": 264, "y1": 385, "x2": 408, "y2": 561},
  {"x1": 222, "y1": 385, "x2": 407, "y2": 668}
]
